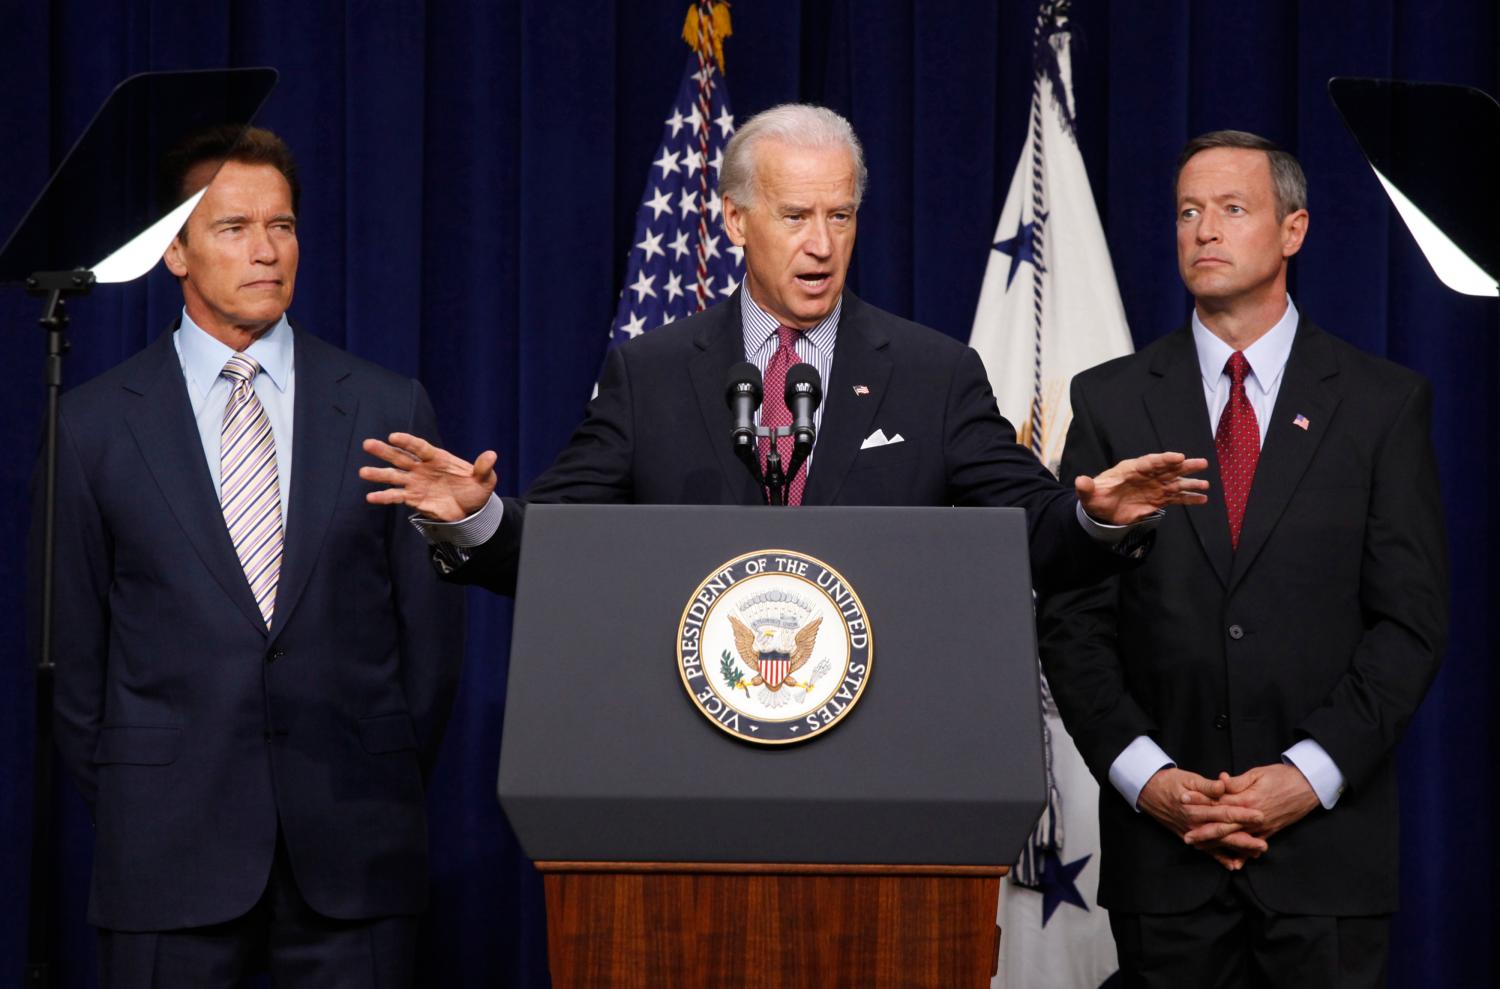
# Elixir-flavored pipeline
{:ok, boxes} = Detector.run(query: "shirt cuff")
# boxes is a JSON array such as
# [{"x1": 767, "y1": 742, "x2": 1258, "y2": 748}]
[
  {"x1": 1109, "y1": 735, "x2": 1175, "y2": 812},
  {"x1": 408, "y1": 492, "x2": 503, "y2": 548},
  {"x1": 1282, "y1": 738, "x2": 1345, "y2": 810},
  {"x1": 1076, "y1": 502, "x2": 1166, "y2": 544}
]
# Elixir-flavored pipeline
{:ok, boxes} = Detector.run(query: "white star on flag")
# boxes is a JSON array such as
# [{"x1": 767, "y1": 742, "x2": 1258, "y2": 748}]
[
  {"x1": 636, "y1": 228, "x2": 665, "y2": 262},
  {"x1": 645, "y1": 187, "x2": 673, "y2": 219},
  {"x1": 653, "y1": 148, "x2": 681, "y2": 177},
  {"x1": 629, "y1": 270, "x2": 656, "y2": 302}
]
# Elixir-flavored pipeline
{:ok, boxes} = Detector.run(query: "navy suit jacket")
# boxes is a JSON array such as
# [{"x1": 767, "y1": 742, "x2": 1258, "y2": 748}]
[
  {"x1": 1039, "y1": 320, "x2": 1448, "y2": 916},
  {"x1": 41, "y1": 324, "x2": 465, "y2": 931},
  {"x1": 452, "y1": 291, "x2": 1137, "y2": 595}
]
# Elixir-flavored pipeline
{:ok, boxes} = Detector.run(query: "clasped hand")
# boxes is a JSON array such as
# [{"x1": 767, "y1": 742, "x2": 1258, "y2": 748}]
[{"x1": 1138, "y1": 764, "x2": 1321, "y2": 872}]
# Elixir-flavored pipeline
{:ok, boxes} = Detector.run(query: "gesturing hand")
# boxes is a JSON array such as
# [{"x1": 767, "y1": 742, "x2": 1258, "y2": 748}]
[
  {"x1": 1076, "y1": 452, "x2": 1210, "y2": 525},
  {"x1": 359, "y1": 432, "x2": 498, "y2": 522}
]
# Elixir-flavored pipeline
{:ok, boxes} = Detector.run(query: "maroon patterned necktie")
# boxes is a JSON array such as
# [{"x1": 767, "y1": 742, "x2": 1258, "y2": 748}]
[
  {"x1": 760, "y1": 325, "x2": 807, "y2": 505},
  {"x1": 1215, "y1": 351, "x2": 1260, "y2": 550}
]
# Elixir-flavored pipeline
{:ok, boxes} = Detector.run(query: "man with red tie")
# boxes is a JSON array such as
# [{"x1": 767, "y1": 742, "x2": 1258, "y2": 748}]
[
  {"x1": 1038, "y1": 131, "x2": 1448, "y2": 987},
  {"x1": 359, "y1": 104, "x2": 1209, "y2": 594}
]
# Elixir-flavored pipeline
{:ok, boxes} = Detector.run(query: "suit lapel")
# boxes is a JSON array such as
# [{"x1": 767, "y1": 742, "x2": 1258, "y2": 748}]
[
  {"x1": 687, "y1": 298, "x2": 760, "y2": 503},
  {"x1": 1227, "y1": 323, "x2": 1340, "y2": 592},
  {"x1": 1142, "y1": 327, "x2": 1233, "y2": 587},
  {"x1": 271, "y1": 331, "x2": 357, "y2": 639},
  {"x1": 123, "y1": 330, "x2": 270, "y2": 634},
  {"x1": 802, "y1": 294, "x2": 892, "y2": 506}
]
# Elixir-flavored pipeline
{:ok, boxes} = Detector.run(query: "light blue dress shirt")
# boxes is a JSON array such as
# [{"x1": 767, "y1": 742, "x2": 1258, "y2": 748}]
[
  {"x1": 172, "y1": 310, "x2": 296, "y2": 522},
  {"x1": 1107, "y1": 297, "x2": 1346, "y2": 812}
]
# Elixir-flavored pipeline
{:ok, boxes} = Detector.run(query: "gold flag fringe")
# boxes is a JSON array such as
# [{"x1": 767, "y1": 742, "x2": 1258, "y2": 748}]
[{"x1": 682, "y1": 2, "x2": 733, "y2": 74}]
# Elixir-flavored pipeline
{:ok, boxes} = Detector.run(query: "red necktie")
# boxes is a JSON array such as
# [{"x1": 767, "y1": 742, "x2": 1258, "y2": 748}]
[
  {"x1": 1215, "y1": 351, "x2": 1259, "y2": 550},
  {"x1": 760, "y1": 325, "x2": 807, "y2": 505}
]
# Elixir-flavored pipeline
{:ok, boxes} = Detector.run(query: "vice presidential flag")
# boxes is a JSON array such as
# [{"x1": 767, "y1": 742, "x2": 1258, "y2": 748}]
[
  {"x1": 606, "y1": 2, "x2": 744, "y2": 348},
  {"x1": 967, "y1": 4, "x2": 1130, "y2": 987}
]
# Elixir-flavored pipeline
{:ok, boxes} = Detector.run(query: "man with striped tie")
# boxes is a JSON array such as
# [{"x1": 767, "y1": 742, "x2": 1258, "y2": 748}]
[{"x1": 42, "y1": 127, "x2": 464, "y2": 986}]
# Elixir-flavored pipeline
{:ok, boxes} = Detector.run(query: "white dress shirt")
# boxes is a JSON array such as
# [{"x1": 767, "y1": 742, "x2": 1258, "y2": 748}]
[{"x1": 1107, "y1": 297, "x2": 1346, "y2": 812}]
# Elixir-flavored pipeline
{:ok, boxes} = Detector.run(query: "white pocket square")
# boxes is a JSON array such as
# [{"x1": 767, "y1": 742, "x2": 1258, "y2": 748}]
[{"x1": 860, "y1": 429, "x2": 905, "y2": 450}]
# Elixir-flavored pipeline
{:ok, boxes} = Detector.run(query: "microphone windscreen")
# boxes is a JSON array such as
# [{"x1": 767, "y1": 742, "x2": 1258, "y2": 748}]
[
  {"x1": 784, "y1": 362, "x2": 823, "y2": 408},
  {"x1": 724, "y1": 361, "x2": 763, "y2": 406}
]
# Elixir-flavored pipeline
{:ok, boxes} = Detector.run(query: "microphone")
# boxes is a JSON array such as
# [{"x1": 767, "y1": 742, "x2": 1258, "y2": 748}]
[
  {"x1": 784, "y1": 363, "x2": 823, "y2": 449},
  {"x1": 724, "y1": 361, "x2": 763, "y2": 449}
]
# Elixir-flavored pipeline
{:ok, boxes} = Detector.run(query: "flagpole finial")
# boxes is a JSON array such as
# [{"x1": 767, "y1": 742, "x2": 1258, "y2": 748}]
[{"x1": 682, "y1": 2, "x2": 733, "y2": 74}]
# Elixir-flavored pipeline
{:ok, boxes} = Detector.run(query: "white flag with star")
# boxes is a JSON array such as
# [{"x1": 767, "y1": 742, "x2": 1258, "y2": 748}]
[
  {"x1": 968, "y1": 5, "x2": 1129, "y2": 989},
  {"x1": 968, "y1": 6, "x2": 1131, "y2": 476}
]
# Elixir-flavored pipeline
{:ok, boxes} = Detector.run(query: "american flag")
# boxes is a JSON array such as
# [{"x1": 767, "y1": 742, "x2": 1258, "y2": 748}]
[{"x1": 606, "y1": 2, "x2": 745, "y2": 347}]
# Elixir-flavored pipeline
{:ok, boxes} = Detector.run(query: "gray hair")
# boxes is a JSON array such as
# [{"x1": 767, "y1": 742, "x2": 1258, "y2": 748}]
[
  {"x1": 1175, "y1": 129, "x2": 1308, "y2": 219},
  {"x1": 720, "y1": 103, "x2": 868, "y2": 209}
]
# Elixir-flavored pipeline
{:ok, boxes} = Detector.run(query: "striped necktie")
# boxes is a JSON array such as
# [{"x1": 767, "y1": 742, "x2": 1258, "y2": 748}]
[{"x1": 220, "y1": 354, "x2": 283, "y2": 629}]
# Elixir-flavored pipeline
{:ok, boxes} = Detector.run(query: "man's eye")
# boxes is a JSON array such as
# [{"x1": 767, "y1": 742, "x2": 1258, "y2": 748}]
[
  {"x1": 1179, "y1": 208, "x2": 1198, "y2": 221},
  {"x1": 1226, "y1": 205, "x2": 1245, "y2": 215}
]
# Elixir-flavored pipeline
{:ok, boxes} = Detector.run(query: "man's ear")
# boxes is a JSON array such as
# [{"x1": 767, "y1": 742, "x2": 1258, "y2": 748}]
[
  {"x1": 722, "y1": 196, "x2": 749, "y2": 247},
  {"x1": 1281, "y1": 209, "x2": 1309, "y2": 259},
  {"x1": 163, "y1": 234, "x2": 188, "y2": 277}
]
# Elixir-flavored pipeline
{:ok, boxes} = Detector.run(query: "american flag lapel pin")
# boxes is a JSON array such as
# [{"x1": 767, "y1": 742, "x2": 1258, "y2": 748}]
[
  {"x1": 853, "y1": 385, "x2": 870, "y2": 396},
  {"x1": 1293, "y1": 414, "x2": 1310, "y2": 431}
]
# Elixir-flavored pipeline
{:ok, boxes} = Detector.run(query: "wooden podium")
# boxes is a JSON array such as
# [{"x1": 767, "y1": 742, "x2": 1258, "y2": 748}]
[
  {"x1": 536, "y1": 861, "x2": 1006, "y2": 989},
  {"x1": 500, "y1": 506, "x2": 1045, "y2": 989}
]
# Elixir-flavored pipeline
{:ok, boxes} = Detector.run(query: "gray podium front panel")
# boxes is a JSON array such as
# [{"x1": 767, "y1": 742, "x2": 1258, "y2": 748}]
[{"x1": 497, "y1": 505, "x2": 1045, "y2": 865}]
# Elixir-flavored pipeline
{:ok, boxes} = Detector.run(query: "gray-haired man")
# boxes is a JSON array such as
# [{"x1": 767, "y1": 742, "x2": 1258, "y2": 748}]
[{"x1": 360, "y1": 103, "x2": 1210, "y2": 593}]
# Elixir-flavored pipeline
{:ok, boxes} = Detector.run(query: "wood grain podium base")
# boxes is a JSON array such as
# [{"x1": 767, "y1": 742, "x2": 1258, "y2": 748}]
[{"x1": 537, "y1": 861, "x2": 1006, "y2": 989}]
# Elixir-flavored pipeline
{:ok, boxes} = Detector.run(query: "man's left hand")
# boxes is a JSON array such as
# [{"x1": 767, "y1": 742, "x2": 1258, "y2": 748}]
[
  {"x1": 1075, "y1": 452, "x2": 1210, "y2": 525},
  {"x1": 1193, "y1": 764, "x2": 1321, "y2": 840}
]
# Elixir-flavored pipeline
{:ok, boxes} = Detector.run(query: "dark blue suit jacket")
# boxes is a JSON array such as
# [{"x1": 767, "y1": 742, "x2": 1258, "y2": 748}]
[
  {"x1": 42, "y1": 324, "x2": 465, "y2": 932},
  {"x1": 453, "y1": 290, "x2": 1135, "y2": 595},
  {"x1": 1039, "y1": 321, "x2": 1447, "y2": 916}
]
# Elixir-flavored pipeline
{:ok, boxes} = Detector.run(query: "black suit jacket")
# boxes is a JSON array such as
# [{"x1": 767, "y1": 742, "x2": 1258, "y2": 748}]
[
  {"x1": 40, "y1": 325, "x2": 465, "y2": 931},
  {"x1": 453, "y1": 291, "x2": 1133, "y2": 595},
  {"x1": 1039, "y1": 319, "x2": 1447, "y2": 916}
]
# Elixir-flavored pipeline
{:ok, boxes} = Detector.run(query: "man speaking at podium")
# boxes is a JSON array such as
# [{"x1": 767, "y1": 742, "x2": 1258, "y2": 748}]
[
  {"x1": 41, "y1": 128, "x2": 464, "y2": 986},
  {"x1": 361, "y1": 104, "x2": 1207, "y2": 590}
]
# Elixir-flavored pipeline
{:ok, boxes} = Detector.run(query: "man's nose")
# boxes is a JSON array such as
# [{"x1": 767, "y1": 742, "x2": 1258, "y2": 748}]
[
  {"x1": 248, "y1": 225, "x2": 277, "y2": 263},
  {"x1": 802, "y1": 217, "x2": 833, "y2": 258},
  {"x1": 1196, "y1": 212, "x2": 1220, "y2": 243}
]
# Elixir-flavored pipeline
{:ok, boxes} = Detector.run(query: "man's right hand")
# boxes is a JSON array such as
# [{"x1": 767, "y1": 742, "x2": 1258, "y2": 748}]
[
  {"x1": 360, "y1": 432, "x2": 497, "y2": 522},
  {"x1": 1137, "y1": 767, "x2": 1268, "y2": 871}
]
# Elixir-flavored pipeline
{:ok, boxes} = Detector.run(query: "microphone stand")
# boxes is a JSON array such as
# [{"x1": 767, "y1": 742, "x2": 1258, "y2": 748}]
[
  {"x1": 24, "y1": 268, "x2": 95, "y2": 989},
  {"x1": 732, "y1": 423, "x2": 800, "y2": 506}
]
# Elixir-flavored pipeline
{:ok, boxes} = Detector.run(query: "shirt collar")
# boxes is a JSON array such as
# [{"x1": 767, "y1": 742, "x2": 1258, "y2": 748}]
[
  {"x1": 739, "y1": 286, "x2": 841, "y2": 359},
  {"x1": 1191, "y1": 295, "x2": 1299, "y2": 393},
  {"x1": 176, "y1": 309, "x2": 294, "y2": 401}
]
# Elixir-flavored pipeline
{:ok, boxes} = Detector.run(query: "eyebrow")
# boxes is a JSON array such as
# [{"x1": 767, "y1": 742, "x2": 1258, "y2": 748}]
[{"x1": 209, "y1": 213, "x2": 297, "y2": 227}]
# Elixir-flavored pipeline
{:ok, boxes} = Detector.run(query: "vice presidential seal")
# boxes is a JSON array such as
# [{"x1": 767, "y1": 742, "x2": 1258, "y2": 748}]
[{"x1": 677, "y1": 549, "x2": 872, "y2": 745}]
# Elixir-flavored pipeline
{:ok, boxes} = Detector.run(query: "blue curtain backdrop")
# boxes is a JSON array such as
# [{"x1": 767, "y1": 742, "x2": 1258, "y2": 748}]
[{"x1": 1, "y1": 2, "x2": 1494, "y2": 986}]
